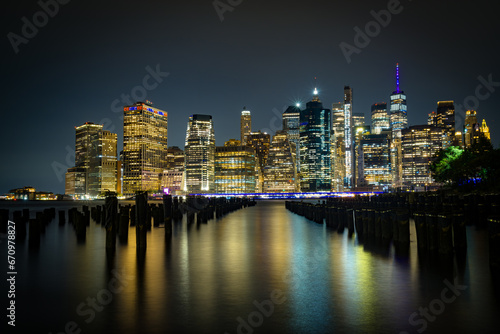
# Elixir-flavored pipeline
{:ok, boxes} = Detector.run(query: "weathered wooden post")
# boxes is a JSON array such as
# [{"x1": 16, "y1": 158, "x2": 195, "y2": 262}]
[
  {"x1": 452, "y1": 213, "x2": 467, "y2": 251},
  {"x1": 105, "y1": 192, "x2": 118, "y2": 251},
  {"x1": 426, "y1": 213, "x2": 438, "y2": 252},
  {"x1": 13, "y1": 211, "x2": 26, "y2": 239},
  {"x1": 163, "y1": 194, "x2": 172, "y2": 234},
  {"x1": 397, "y1": 208, "x2": 410, "y2": 244},
  {"x1": 75, "y1": 211, "x2": 86, "y2": 241},
  {"x1": 118, "y1": 206, "x2": 129, "y2": 242},
  {"x1": 58, "y1": 210, "x2": 65, "y2": 225},
  {"x1": 437, "y1": 214, "x2": 453, "y2": 256},
  {"x1": 136, "y1": 191, "x2": 148, "y2": 250},
  {"x1": 414, "y1": 212, "x2": 427, "y2": 252}
]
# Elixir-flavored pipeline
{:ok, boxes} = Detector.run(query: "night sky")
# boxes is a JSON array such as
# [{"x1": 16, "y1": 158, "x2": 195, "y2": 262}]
[{"x1": 2, "y1": 0, "x2": 499, "y2": 194}]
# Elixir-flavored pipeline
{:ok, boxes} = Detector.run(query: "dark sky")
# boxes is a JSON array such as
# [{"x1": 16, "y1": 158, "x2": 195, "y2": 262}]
[{"x1": 2, "y1": 0, "x2": 499, "y2": 194}]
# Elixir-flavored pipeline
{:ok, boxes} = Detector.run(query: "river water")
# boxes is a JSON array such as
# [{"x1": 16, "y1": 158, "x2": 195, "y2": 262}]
[{"x1": 1, "y1": 200, "x2": 499, "y2": 334}]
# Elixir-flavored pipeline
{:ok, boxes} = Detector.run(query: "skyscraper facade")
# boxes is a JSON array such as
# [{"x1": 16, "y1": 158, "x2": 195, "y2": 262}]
[
  {"x1": 162, "y1": 146, "x2": 185, "y2": 195},
  {"x1": 436, "y1": 101, "x2": 455, "y2": 147},
  {"x1": 75, "y1": 122, "x2": 102, "y2": 194},
  {"x1": 389, "y1": 64, "x2": 407, "y2": 188},
  {"x1": 215, "y1": 140, "x2": 257, "y2": 194},
  {"x1": 263, "y1": 130, "x2": 298, "y2": 193},
  {"x1": 283, "y1": 105, "x2": 301, "y2": 174},
  {"x1": 401, "y1": 125, "x2": 445, "y2": 189},
  {"x1": 343, "y1": 86, "x2": 354, "y2": 189},
  {"x1": 123, "y1": 101, "x2": 168, "y2": 196},
  {"x1": 299, "y1": 88, "x2": 331, "y2": 192},
  {"x1": 246, "y1": 131, "x2": 271, "y2": 192},
  {"x1": 88, "y1": 130, "x2": 117, "y2": 196},
  {"x1": 360, "y1": 132, "x2": 391, "y2": 188},
  {"x1": 240, "y1": 107, "x2": 252, "y2": 145},
  {"x1": 331, "y1": 102, "x2": 345, "y2": 191},
  {"x1": 371, "y1": 103, "x2": 390, "y2": 134},
  {"x1": 184, "y1": 114, "x2": 215, "y2": 194}
]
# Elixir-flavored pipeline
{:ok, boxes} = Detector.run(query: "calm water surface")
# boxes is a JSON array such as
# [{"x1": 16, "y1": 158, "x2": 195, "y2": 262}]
[{"x1": 1, "y1": 200, "x2": 499, "y2": 334}]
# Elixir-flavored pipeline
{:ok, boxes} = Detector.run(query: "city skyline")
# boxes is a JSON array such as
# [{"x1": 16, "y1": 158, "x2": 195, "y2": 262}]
[{"x1": 3, "y1": 0, "x2": 499, "y2": 194}]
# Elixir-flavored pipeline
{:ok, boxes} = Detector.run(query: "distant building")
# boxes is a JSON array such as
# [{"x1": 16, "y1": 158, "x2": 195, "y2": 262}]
[
  {"x1": 300, "y1": 88, "x2": 331, "y2": 192},
  {"x1": 263, "y1": 131, "x2": 298, "y2": 193},
  {"x1": 463, "y1": 110, "x2": 491, "y2": 148},
  {"x1": 9, "y1": 187, "x2": 56, "y2": 200},
  {"x1": 283, "y1": 105, "x2": 301, "y2": 174},
  {"x1": 184, "y1": 114, "x2": 215, "y2": 194},
  {"x1": 65, "y1": 167, "x2": 86, "y2": 198},
  {"x1": 401, "y1": 125, "x2": 445, "y2": 189},
  {"x1": 246, "y1": 131, "x2": 271, "y2": 192},
  {"x1": 123, "y1": 101, "x2": 168, "y2": 196},
  {"x1": 428, "y1": 111, "x2": 437, "y2": 127},
  {"x1": 354, "y1": 125, "x2": 370, "y2": 187},
  {"x1": 215, "y1": 140, "x2": 257, "y2": 194},
  {"x1": 343, "y1": 86, "x2": 354, "y2": 189},
  {"x1": 360, "y1": 132, "x2": 391, "y2": 188},
  {"x1": 240, "y1": 107, "x2": 252, "y2": 145},
  {"x1": 352, "y1": 112, "x2": 365, "y2": 128},
  {"x1": 162, "y1": 146, "x2": 185, "y2": 195},
  {"x1": 371, "y1": 103, "x2": 390, "y2": 134},
  {"x1": 331, "y1": 102, "x2": 345, "y2": 192},
  {"x1": 69, "y1": 122, "x2": 117, "y2": 197},
  {"x1": 436, "y1": 101, "x2": 455, "y2": 147},
  {"x1": 389, "y1": 64, "x2": 407, "y2": 188}
]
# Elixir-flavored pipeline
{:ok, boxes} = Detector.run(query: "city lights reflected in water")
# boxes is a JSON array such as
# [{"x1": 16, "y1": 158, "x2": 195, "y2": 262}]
[{"x1": 1, "y1": 200, "x2": 499, "y2": 334}]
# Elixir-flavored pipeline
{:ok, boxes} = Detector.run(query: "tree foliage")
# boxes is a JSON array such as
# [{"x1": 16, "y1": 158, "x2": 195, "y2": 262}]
[{"x1": 430, "y1": 135, "x2": 499, "y2": 192}]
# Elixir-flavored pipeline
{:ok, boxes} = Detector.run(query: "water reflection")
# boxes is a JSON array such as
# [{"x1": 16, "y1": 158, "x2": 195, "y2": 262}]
[{"x1": 1, "y1": 200, "x2": 499, "y2": 333}]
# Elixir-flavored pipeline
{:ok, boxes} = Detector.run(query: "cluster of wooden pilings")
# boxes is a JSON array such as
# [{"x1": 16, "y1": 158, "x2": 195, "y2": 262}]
[
  {"x1": 286, "y1": 192, "x2": 500, "y2": 269},
  {"x1": 0, "y1": 193, "x2": 257, "y2": 253}
]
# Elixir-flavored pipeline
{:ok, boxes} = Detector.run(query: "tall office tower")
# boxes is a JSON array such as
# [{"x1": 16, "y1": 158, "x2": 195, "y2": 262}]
[
  {"x1": 464, "y1": 110, "x2": 477, "y2": 147},
  {"x1": 352, "y1": 113, "x2": 365, "y2": 127},
  {"x1": 263, "y1": 130, "x2": 298, "y2": 193},
  {"x1": 246, "y1": 131, "x2": 271, "y2": 192},
  {"x1": 88, "y1": 130, "x2": 117, "y2": 196},
  {"x1": 283, "y1": 105, "x2": 301, "y2": 174},
  {"x1": 215, "y1": 140, "x2": 257, "y2": 194},
  {"x1": 390, "y1": 63, "x2": 408, "y2": 132},
  {"x1": 240, "y1": 107, "x2": 252, "y2": 145},
  {"x1": 123, "y1": 101, "x2": 168, "y2": 196},
  {"x1": 371, "y1": 103, "x2": 390, "y2": 134},
  {"x1": 343, "y1": 86, "x2": 354, "y2": 189},
  {"x1": 331, "y1": 102, "x2": 345, "y2": 191},
  {"x1": 360, "y1": 131, "x2": 392, "y2": 189},
  {"x1": 401, "y1": 125, "x2": 445, "y2": 189},
  {"x1": 480, "y1": 119, "x2": 491, "y2": 142},
  {"x1": 354, "y1": 125, "x2": 370, "y2": 187},
  {"x1": 72, "y1": 122, "x2": 117, "y2": 197},
  {"x1": 389, "y1": 64, "x2": 407, "y2": 188},
  {"x1": 74, "y1": 122, "x2": 102, "y2": 194},
  {"x1": 299, "y1": 88, "x2": 331, "y2": 192},
  {"x1": 184, "y1": 114, "x2": 215, "y2": 194},
  {"x1": 162, "y1": 146, "x2": 185, "y2": 195},
  {"x1": 428, "y1": 111, "x2": 438, "y2": 127},
  {"x1": 65, "y1": 167, "x2": 86, "y2": 198},
  {"x1": 436, "y1": 101, "x2": 455, "y2": 147}
]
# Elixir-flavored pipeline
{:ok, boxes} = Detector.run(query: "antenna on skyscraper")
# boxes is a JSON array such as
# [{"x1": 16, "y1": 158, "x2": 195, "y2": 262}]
[{"x1": 396, "y1": 63, "x2": 400, "y2": 93}]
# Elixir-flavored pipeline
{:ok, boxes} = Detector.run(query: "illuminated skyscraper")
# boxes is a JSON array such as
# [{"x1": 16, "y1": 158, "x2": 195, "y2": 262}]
[
  {"x1": 215, "y1": 140, "x2": 257, "y2": 194},
  {"x1": 283, "y1": 105, "x2": 301, "y2": 173},
  {"x1": 464, "y1": 110, "x2": 477, "y2": 147},
  {"x1": 352, "y1": 112, "x2": 365, "y2": 128},
  {"x1": 331, "y1": 102, "x2": 345, "y2": 191},
  {"x1": 428, "y1": 111, "x2": 438, "y2": 127},
  {"x1": 184, "y1": 114, "x2": 215, "y2": 194},
  {"x1": 436, "y1": 101, "x2": 455, "y2": 146},
  {"x1": 240, "y1": 107, "x2": 252, "y2": 145},
  {"x1": 65, "y1": 167, "x2": 86, "y2": 198},
  {"x1": 162, "y1": 146, "x2": 185, "y2": 195},
  {"x1": 123, "y1": 101, "x2": 168, "y2": 196},
  {"x1": 246, "y1": 131, "x2": 271, "y2": 192},
  {"x1": 360, "y1": 132, "x2": 391, "y2": 188},
  {"x1": 88, "y1": 130, "x2": 117, "y2": 196},
  {"x1": 371, "y1": 103, "x2": 390, "y2": 134},
  {"x1": 354, "y1": 125, "x2": 370, "y2": 187},
  {"x1": 299, "y1": 88, "x2": 331, "y2": 192},
  {"x1": 390, "y1": 63, "x2": 408, "y2": 132},
  {"x1": 402, "y1": 125, "x2": 445, "y2": 189},
  {"x1": 343, "y1": 86, "x2": 354, "y2": 189},
  {"x1": 389, "y1": 64, "x2": 407, "y2": 188},
  {"x1": 71, "y1": 122, "x2": 117, "y2": 197},
  {"x1": 263, "y1": 130, "x2": 298, "y2": 192}
]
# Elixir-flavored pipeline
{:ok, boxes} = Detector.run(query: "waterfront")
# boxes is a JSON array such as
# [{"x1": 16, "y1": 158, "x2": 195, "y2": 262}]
[{"x1": 1, "y1": 200, "x2": 499, "y2": 333}]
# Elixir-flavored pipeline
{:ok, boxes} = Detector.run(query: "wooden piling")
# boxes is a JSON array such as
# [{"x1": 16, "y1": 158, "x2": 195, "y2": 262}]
[
  {"x1": 488, "y1": 217, "x2": 500, "y2": 270},
  {"x1": 163, "y1": 194, "x2": 172, "y2": 234},
  {"x1": 136, "y1": 191, "x2": 148, "y2": 250}
]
